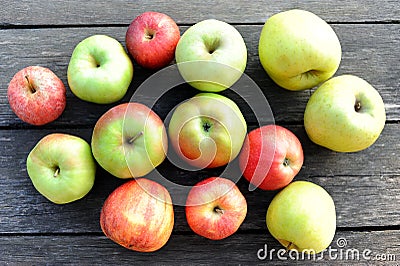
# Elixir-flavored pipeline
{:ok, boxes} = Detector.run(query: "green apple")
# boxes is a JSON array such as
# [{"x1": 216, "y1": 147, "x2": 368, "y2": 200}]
[
  {"x1": 258, "y1": 9, "x2": 341, "y2": 91},
  {"x1": 168, "y1": 93, "x2": 246, "y2": 168},
  {"x1": 175, "y1": 19, "x2": 247, "y2": 92},
  {"x1": 304, "y1": 75, "x2": 386, "y2": 152},
  {"x1": 67, "y1": 34, "x2": 133, "y2": 104},
  {"x1": 91, "y1": 102, "x2": 168, "y2": 178},
  {"x1": 26, "y1": 133, "x2": 96, "y2": 204},
  {"x1": 266, "y1": 181, "x2": 336, "y2": 254}
]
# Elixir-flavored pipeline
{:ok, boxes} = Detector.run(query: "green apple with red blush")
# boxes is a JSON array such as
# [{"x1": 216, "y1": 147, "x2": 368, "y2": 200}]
[
  {"x1": 91, "y1": 102, "x2": 168, "y2": 179},
  {"x1": 168, "y1": 93, "x2": 247, "y2": 169}
]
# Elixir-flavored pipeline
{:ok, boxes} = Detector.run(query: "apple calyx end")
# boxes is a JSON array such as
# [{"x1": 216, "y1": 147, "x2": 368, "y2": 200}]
[
  {"x1": 25, "y1": 75, "x2": 36, "y2": 94},
  {"x1": 283, "y1": 157, "x2": 290, "y2": 167},
  {"x1": 203, "y1": 122, "x2": 212, "y2": 132},
  {"x1": 127, "y1": 131, "x2": 144, "y2": 144},
  {"x1": 301, "y1": 69, "x2": 320, "y2": 80}
]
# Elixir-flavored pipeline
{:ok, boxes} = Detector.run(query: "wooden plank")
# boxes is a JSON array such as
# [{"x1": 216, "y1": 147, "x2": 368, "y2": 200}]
[
  {"x1": 0, "y1": 124, "x2": 398, "y2": 233},
  {"x1": 1, "y1": 0, "x2": 399, "y2": 26},
  {"x1": 0, "y1": 24, "x2": 399, "y2": 128},
  {"x1": 0, "y1": 231, "x2": 398, "y2": 264}
]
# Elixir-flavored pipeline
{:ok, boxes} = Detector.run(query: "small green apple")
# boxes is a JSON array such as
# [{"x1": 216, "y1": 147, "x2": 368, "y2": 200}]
[
  {"x1": 259, "y1": 9, "x2": 341, "y2": 91},
  {"x1": 304, "y1": 74, "x2": 386, "y2": 152},
  {"x1": 266, "y1": 181, "x2": 336, "y2": 254},
  {"x1": 26, "y1": 133, "x2": 96, "y2": 204},
  {"x1": 168, "y1": 93, "x2": 247, "y2": 168},
  {"x1": 175, "y1": 19, "x2": 247, "y2": 92},
  {"x1": 67, "y1": 35, "x2": 134, "y2": 104}
]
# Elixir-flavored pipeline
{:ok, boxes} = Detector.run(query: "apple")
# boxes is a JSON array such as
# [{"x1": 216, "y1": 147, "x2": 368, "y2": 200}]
[
  {"x1": 175, "y1": 19, "x2": 247, "y2": 92},
  {"x1": 239, "y1": 125, "x2": 304, "y2": 190},
  {"x1": 67, "y1": 34, "x2": 133, "y2": 104},
  {"x1": 304, "y1": 74, "x2": 386, "y2": 152},
  {"x1": 7, "y1": 66, "x2": 66, "y2": 126},
  {"x1": 100, "y1": 178, "x2": 174, "y2": 252},
  {"x1": 185, "y1": 177, "x2": 247, "y2": 240},
  {"x1": 258, "y1": 9, "x2": 342, "y2": 91},
  {"x1": 168, "y1": 93, "x2": 247, "y2": 169},
  {"x1": 266, "y1": 181, "x2": 336, "y2": 254},
  {"x1": 126, "y1": 11, "x2": 180, "y2": 69},
  {"x1": 91, "y1": 102, "x2": 168, "y2": 178},
  {"x1": 26, "y1": 133, "x2": 96, "y2": 204}
]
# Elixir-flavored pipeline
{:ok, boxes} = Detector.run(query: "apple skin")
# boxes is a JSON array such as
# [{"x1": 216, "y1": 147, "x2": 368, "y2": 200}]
[
  {"x1": 304, "y1": 75, "x2": 386, "y2": 152},
  {"x1": 67, "y1": 35, "x2": 133, "y2": 104},
  {"x1": 259, "y1": 9, "x2": 341, "y2": 91},
  {"x1": 185, "y1": 177, "x2": 247, "y2": 240},
  {"x1": 91, "y1": 102, "x2": 168, "y2": 178},
  {"x1": 168, "y1": 93, "x2": 247, "y2": 169},
  {"x1": 126, "y1": 11, "x2": 180, "y2": 70},
  {"x1": 266, "y1": 181, "x2": 336, "y2": 254},
  {"x1": 175, "y1": 19, "x2": 247, "y2": 92},
  {"x1": 26, "y1": 133, "x2": 96, "y2": 204},
  {"x1": 100, "y1": 178, "x2": 174, "y2": 252},
  {"x1": 7, "y1": 66, "x2": 66, "y2": 126},
  {"x1": 239, "y1": 125, "x2": 304, "y2": 190}
]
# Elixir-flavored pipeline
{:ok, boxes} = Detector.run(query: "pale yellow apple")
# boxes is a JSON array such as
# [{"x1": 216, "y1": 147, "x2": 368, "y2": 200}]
[
  {"x1": 259, "y1": 9, "x2": 341, "y2": 91},
  {"x1": 304, "y1": 75, "x2": 386, "y2": 152},
  {"x1": 266, "y1": 181, "x2": 336, "y2": 254}
]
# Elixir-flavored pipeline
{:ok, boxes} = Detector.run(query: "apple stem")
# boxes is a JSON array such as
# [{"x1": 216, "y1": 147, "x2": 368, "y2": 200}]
[
  {"x1": 128, "y1": 131, "x2": 144, "y2": 144},
  {"x1": 53, "y1": 167, "x2": 60, "y2": 178},
  {"x1": 354, "y1": 100, "x2": 362, "y2": 112},
  {"x1": 25, "y1": 75, "x2": 36, "y2": 94},
  {"x1": 214, "y1": 206, "x2": 224, "y2": 215}
]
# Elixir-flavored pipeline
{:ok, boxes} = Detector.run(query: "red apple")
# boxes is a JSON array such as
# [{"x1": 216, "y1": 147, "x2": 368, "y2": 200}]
[
  {"x1": 185, "y1": 177, "x2": 247, "y2": 240},
  {"x1": 100, "y1": 178, "x2": 174, "y2": 252},
  {"x1": 7, "y1": 66, "x2": 66, "y2": 125},
  {"x1": 239, "y1": 125, "x2": 304, "y2": 190},
  {"x1": 126, "y1": 11, "x2": 180, "y2": 69}
]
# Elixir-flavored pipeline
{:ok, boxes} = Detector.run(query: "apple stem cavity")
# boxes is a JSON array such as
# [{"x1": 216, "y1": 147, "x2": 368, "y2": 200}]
[
  {"x1": 128, "y1": 131, "x2": 144, "y2": 144},
  {"x1": 25, "y1": 75, "x2": 36, "y2": 94},
  {"x1": 205, "y1": 39, "x2": 220, "y2": 54},
  {"x1": 144, "y1": 29, "x2": 155, "y2": 40}
]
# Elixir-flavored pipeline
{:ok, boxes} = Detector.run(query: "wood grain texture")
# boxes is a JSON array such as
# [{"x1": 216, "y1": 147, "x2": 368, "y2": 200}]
[
  {"x1": 0, "y1": 125, "x2": 398, "y2": 234},
  {"x1": 0, "y1": 24, "x2": 399, "y2": 128},
  {"x1": 0, "y1": 231, "x2": 398, "y2": 264},
  {"x1": 1, "y1": 0, "x2": 399, "y2": 263},
  {"x1": 1, "y1": 0, "x2": 399, "y2": 26}
]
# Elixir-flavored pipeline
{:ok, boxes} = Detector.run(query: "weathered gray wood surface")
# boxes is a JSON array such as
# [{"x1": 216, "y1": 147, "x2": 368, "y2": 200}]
[
  {"x1": 0, "y1": 24, "x2": 399, "y2": 127},
  {"x1": 0, "y1": 231, "x2": 399, "y2": 264},
  {"x1": 1, "y1": 0, "x2": 399, "y2": 25},
  {"x1": 0, "y1": 0, "x2": 399, "y2": 264}
]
